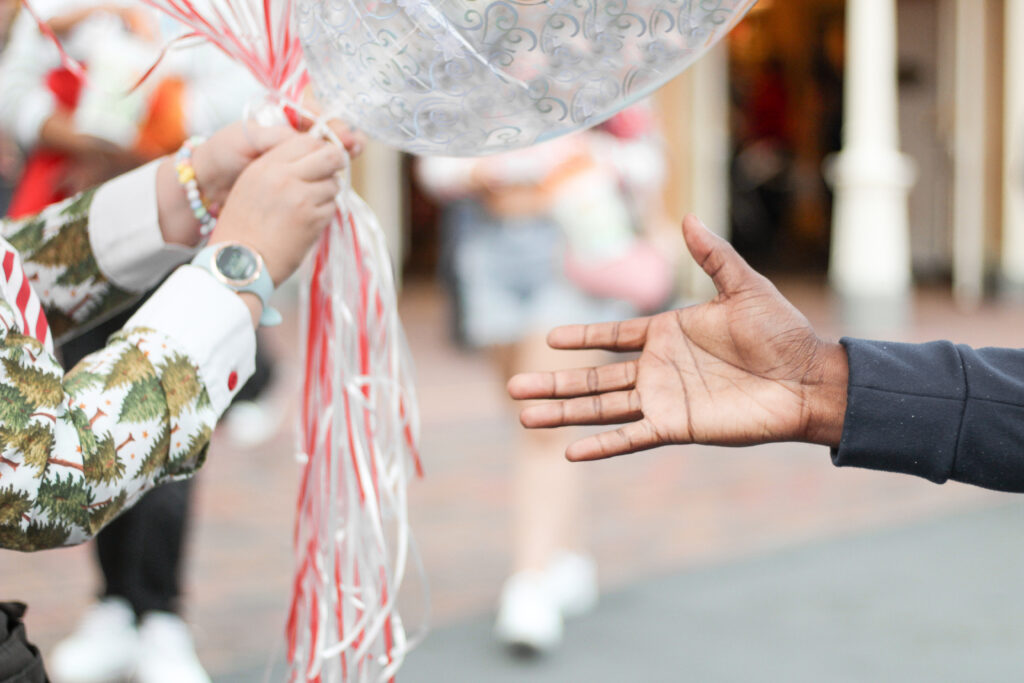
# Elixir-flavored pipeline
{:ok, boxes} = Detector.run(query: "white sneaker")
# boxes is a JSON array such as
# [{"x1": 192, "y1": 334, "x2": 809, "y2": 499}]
[
  {"x1": 494, "y1": 571, "x2": 564, "y2": 653},
  {"x1": 134, "y1": 613, "x2": 210, "y2": 683},
  {"x1": 49, "y1": 598, "x2": 139, "y2": 683},
  {"x1": 545, "y1": 551, "x2": 598, "y2": 619},
  {"x1": 223, "y1": 400, "x2": 280, "y2": 447}
]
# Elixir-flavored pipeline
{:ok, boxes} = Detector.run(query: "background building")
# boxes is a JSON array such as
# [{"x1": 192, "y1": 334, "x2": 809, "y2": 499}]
[{"x1": 353, "y1": 0, "x2": 1024, "y2": 319}]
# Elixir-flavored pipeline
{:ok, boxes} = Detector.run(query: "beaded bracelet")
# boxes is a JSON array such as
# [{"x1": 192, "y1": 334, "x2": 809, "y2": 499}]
[{"x1": 175, "y1": 136, "x2": 217, "y2": 238}]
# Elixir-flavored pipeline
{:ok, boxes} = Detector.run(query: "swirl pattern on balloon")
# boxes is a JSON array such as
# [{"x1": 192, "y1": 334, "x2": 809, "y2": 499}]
[{"x1": 297, "y1": 0, "x2": 754, "y2": 155}]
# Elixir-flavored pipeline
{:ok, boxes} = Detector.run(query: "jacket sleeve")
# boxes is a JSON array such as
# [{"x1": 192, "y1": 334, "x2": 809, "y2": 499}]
[
  {"x1": 0, "y1": 263, "x2": 256, "y2": 551},
  {"x1": 0, "y1": 163, "x2": 257, "y2": 551},
  {"x1": 1, "y1": 161, "x2": 197, "y2": 342},
  {"x1": 832, "y1": 338, "x2": 1024, "y2": 493}
]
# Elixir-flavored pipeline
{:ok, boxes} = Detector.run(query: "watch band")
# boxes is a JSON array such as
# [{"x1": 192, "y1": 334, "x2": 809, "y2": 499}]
[{"x1": 191, "y1": 243, "x2": 282, "y2": 326}]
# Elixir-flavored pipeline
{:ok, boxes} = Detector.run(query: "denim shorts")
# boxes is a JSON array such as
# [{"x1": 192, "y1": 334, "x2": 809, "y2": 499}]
[{"x1": 448, "y1": 202, "x2": 632, "y2": 348}]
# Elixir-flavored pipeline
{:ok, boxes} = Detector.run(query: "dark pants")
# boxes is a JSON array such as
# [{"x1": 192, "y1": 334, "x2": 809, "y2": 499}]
[
  {"x1": 96, "y1": 478, "x2": 193, "y2": 616},
  {"x1": 59, "y1": 293, "x2": 273, "y2": 618},
  {"x1": 0, "y1": 604, "x2": 47, "y2": 682}
]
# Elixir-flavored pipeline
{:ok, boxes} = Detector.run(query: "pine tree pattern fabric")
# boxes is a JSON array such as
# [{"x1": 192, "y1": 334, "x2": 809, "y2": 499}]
[
  {"x1": 0, "y1": 189, "x2": 219, "y2": 551},
  {"x1": 4, "y1": 189, "x2": 136, "y2": 340}
]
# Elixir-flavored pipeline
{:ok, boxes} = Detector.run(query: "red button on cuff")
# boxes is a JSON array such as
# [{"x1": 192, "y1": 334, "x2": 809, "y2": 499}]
[{"x1": 228, "y1": 371, "x2": 238, "y2": 392}]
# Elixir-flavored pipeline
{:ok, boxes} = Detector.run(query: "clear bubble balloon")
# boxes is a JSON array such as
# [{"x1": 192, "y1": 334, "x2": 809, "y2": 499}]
[{"x1": 296, "y1": 0, "x2": 754, "y2": 155}]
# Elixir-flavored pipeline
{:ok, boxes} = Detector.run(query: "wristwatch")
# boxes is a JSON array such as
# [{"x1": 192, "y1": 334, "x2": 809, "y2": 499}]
[{"x1": 191, "y1": 242, "x2": 282, "y2": 326}]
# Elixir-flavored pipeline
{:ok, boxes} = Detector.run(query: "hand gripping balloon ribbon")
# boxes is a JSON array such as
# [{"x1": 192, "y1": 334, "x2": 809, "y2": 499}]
[{"x1": 21, "y1": 0, "x2": 425, "y2": 680}]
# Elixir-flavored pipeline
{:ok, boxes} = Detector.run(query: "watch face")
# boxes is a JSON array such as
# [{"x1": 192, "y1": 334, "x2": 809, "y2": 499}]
[{"x1": 215, "y1": 245, "x2": 259, "y2": 285}]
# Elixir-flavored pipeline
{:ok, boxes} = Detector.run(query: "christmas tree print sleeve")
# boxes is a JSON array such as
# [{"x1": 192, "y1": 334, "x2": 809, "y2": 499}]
[
  {"x1": 0, "y1": 164, "x2": 256, "y2": 551},
  {"x1": 0, "y1": 303, "x2": 220, "y2": 550},
  {"x1": 0, "y1": 161, "x2": 197, "y2": 342},
  {"x1": 0, "y1": 268, "x2": 255, "y2": 551}
]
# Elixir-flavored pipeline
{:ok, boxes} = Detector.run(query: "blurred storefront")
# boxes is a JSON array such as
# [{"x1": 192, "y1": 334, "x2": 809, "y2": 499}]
[{"x1": 354, "y1": 0, "x2": 1024, "y2": 310}]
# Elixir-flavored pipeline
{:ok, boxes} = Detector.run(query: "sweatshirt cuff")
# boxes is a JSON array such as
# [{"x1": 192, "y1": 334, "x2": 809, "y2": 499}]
[
  {"x1": 89, "y1": 161, "x2": 197, "y2": 292},
  {"x1": 831, "y1": 338, "x2": 966, "y2": 485},
  {"x1": 124, "y1": 266, "x2": 255, "y2": 416}
]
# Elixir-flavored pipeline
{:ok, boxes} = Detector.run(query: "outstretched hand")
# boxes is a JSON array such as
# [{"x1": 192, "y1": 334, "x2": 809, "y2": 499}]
[{"x1": 507, "y1": 215, "x2": 850, "y2": 462}]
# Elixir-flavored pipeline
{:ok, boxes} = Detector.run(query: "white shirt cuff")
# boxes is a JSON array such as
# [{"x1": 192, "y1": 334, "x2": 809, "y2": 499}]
[
  {"x1": 125, "y1": 266, "x2": 256, "y2": 416},
  {"x1": 89, "y1": 161, "x2": 197, "y2": 292}
]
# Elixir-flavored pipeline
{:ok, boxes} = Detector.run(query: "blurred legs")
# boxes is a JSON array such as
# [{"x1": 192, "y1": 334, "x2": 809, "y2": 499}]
[{"x1": 495, "y1": 334, "x2": 600, "y2": 653}]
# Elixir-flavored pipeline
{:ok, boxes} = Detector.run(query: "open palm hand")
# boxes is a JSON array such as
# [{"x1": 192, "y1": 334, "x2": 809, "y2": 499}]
[{"x1": 508, "y1": 216, "x2": 848, "y2": 461}]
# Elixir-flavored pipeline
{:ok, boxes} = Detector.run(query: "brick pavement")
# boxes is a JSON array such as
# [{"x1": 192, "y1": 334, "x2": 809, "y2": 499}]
[{"x1": 0, "y1": 277, "x2": 1016, "y2": 678}]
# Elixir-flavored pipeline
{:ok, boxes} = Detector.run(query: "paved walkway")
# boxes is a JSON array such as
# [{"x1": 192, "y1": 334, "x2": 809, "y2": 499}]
[
  {"x1": 220, "y1": 502, "x2": 1024, "y2": 682},
  {"x1": 398, "y1": 501, "x2": 1024, "y2": 683},
  {"x1": 0, "y1": 277, "x2": 1019, "y2": 680}
]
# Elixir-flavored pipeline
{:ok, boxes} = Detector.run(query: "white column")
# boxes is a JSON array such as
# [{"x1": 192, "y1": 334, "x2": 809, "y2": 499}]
[
  {"x1": 656, "y1": 43, "x2": 730, "y2": 302},
  {"x1": 352, "y1": 142, "x2": 406, "y2": 286},
  {"x1": 684, "y1": 42, "x2": 731, "y2": 301},
  {"x1": 1003, "y1": 0, "x2": 1024, "y2": 292},
  {"x1": 952, "y1": 0, "x2": 987, "y2": 308},
  {"x1": 829, "y1": 0, "x2": 914, "y2": 331}
]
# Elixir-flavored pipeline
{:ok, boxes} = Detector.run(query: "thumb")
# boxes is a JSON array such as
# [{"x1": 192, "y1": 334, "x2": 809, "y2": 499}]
[{"x1": 682, "y1": 214, "x2": 759, "y2": 297}]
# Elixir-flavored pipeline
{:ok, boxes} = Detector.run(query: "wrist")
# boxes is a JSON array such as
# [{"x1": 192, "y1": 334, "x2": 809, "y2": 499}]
[
  {"x1": 40, "y1": 114, "x2": 95, "y2": 156},
  {"x1": 207, "y1": 223, "x2": 287, "y2": 286},
  {"x1": 156, "y1": 139, "x2": 220, "y2": 248},
  {"x1": 190, "y1": 139, "x2": 229, "y2": 210},
  {"x1": 237, "y1": 291, "x2": 262, "y2": 329},
  {"x1": 192, "y1": 242, "x2": 281, "y2": 327},
  {"x1": 802, "y1": 339, "x2": 849, "y2": 447},
  {"x1": 157, "y1": 157, "x2": 202, "y2": 248},
  {"x1": 175, "y1": 137, "x2": 217, "y2": 238}
]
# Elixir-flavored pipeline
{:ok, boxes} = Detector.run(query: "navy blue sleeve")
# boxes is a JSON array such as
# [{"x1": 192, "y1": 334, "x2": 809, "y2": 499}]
[{"x1": 832, "y1": 338, "x2": 1024, "y2": 492}]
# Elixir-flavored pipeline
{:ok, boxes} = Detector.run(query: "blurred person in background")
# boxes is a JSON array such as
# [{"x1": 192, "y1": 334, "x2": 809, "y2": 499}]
[
  {"x1": 0, "y1": 0, "x2": 19, "y2": 217},
  {"x1": 1, "y1": 1, "x2": 150, "y2": 216},
  {"x1": 0, "y1": 5, "x2": 275, "y2": 682},
  {"x1": 0, "y1": 127, "x2": 18, "y2": 218},
  {"x1": 417, "y1": 105, "x2": 676, "y2": 654}
]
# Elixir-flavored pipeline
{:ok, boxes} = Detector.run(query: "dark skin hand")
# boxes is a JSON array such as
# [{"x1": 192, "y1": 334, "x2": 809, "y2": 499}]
[{"x1": 508, "y1": 215, "x2": 850, "y2": 462}]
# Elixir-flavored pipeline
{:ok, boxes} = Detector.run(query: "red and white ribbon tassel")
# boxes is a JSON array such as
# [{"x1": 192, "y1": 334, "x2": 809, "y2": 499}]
[{"x1": 291, "y1": 184, "x2": 425, "y2": 683}]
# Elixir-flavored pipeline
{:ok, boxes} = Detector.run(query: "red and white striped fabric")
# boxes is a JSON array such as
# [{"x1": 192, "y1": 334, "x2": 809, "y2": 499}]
[{"x1": 0, "y1": 241, "x2": 53, "y2": 353}]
